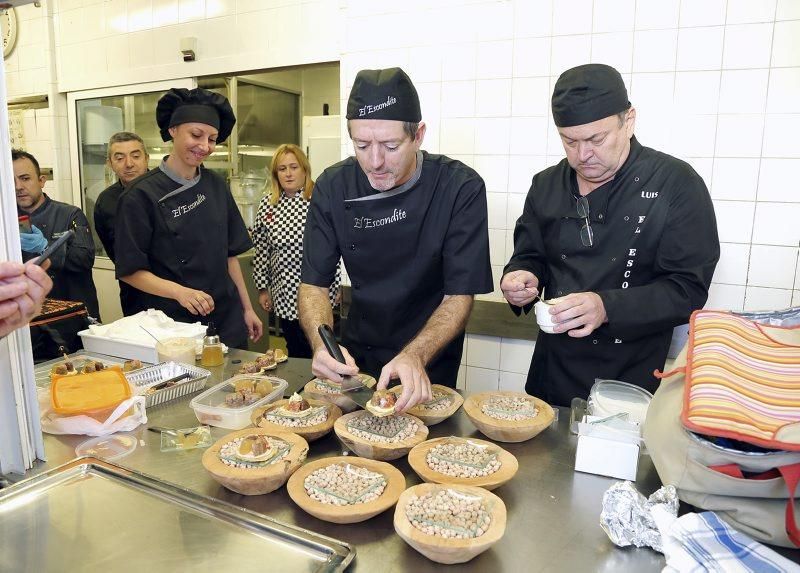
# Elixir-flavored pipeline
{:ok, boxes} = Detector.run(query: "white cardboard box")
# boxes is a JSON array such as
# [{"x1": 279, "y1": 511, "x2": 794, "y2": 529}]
[{"x1": 574, "y1": 434, "x2": 640, "y2": 481}]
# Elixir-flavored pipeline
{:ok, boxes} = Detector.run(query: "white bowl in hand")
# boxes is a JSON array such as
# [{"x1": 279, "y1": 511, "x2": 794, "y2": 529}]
[{"x1": 534, "y1": 297, "x2": 565, "y2": 334}]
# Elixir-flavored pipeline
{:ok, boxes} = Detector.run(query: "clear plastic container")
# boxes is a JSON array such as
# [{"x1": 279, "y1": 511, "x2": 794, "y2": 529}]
[
  {"x1": 587, "y1": 379, "x2": 653, "y2": 426},
  {"x1": 156, "y1": 337, "x2": 196, "y2": 365},
  {"x1": 190, "y1": 375, "x2": 288, "y2": 429},
  {"x1": 75, "y1": 434, "x2": 138, "y2": 461}
]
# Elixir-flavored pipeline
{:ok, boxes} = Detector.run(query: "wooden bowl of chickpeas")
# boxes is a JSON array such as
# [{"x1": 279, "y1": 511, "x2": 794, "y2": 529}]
[
  {"x1": 393, "y1": 483, "x2": 507, "y2": 564},
  {"x1": 287, "y1": 456, "x2": 406, "y2": 524}
]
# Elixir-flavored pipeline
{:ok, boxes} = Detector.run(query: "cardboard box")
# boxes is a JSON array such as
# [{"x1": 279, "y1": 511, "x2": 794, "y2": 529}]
[{"x1": 574, "y1": 415, "x2": 641, "y2": 481}]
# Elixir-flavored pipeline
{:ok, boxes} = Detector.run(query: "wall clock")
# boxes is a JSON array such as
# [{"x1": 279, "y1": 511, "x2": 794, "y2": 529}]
[{"x1": 1, "y1": 8, "x2": 18, "y2": 58}]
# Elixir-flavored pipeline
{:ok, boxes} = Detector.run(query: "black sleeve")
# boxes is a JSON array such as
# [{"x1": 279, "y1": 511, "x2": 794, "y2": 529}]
[
  {"x1": 598, "y1": 170, "x2": 720, "y2": 339},
  {"x1": 503, "y1": 176, "x2": 550, "y2": 286},
  {"x1": 225, "y1": 184, "x2": 253, "y2": 257},
  {"x1": 442, "y1": 174, "x2": 493, "y2": 295},
  {"x1": 114, "y1": 188, "x2": 154, "y2": 279},
  {"x1": 301, "y1": 174, "x2": 341, "y2": 287},
  {"x1": 93, "y1": 193, "x2": 114, "y2": 261},
  {"x1": 49, "y1": 209, "x2": 96, "y2": 273}
]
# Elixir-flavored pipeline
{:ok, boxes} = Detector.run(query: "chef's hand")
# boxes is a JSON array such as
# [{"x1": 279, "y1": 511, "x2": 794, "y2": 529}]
[
  {"x1": 377, "y1": 351, "x2": 433, "y2": 413},
  {"x1": 311, "y1": 344, "x2": 358, "y2": 383},
  {"x1": 258, "y1": 290, "x2": 272, "y2": 312},
  {"x1": 20, "y1": 225, "x2": 48, "y2": 254},
  {"x1": 244, "y1": 308, "x2": 263, "y2": 341},
  {"x1": 175, "y1": 287, "x2": 215, "y2": 316},
  {"x1": 501, "y1": 270, "x2": 540, "y2": 306},
  {"x1": 549, "y1": 292, "x2": 607, "y2": 337},
  {"x1": 0, "y1": 261, "x2": 52, "y2": 338}
]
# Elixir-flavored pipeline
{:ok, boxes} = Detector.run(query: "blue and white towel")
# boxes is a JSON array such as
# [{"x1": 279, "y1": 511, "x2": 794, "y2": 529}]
[{"x1": 651, "y1": 507, "x2": 800, "y2": 573}]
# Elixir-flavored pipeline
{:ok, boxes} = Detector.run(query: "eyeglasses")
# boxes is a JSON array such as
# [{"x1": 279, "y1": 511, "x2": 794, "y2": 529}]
[{"x1": 576, "y1": 196, "x2": 594, "y2": 247}]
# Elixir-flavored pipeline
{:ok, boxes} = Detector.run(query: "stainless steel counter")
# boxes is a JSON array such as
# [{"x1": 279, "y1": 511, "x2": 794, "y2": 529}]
[{"x1": 26, "y1": 350, "x2": 800, "y2": 571}]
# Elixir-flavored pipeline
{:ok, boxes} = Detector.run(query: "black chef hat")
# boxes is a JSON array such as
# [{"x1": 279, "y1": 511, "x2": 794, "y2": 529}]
[
  {"x1": 346, "y1": 67, "x2": 421, "y2": 122},
  {"x1": 551, "y1": 64, "x2": 630, "y2": 128},
  {"x1": 156, "y1": 88, "x2": 236, "y2": 143}
]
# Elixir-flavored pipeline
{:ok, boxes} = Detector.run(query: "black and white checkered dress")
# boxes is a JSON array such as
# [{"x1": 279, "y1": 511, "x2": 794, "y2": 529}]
[{"x1": 252, "y1": 190, "x2": 340, "y2": 320}]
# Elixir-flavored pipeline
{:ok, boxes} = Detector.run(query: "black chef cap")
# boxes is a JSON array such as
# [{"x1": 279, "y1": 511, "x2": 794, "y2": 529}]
[
  {"x1": 551, "y1": 64, "x2": 630, "y2": 128},
  {"x1": 156, "y1": 88, "x2": 236, "y2": 143},
  {"x1": 346, "y1": 67, "x2": 421, "y2": 122}
]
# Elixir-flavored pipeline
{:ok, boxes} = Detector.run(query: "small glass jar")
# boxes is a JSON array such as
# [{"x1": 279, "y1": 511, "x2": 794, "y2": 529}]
[
  {"x1": 156, "y1": 337, "x2": 196, "y2": 365},
  {"x1": 200, "y1": 323, "x2": 224, "y2": 367}
]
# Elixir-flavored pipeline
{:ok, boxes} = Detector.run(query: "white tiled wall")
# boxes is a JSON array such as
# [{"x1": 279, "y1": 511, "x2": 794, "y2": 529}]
[{"x1": 3, "y1": 0, "x2": 800, "y2": 395}]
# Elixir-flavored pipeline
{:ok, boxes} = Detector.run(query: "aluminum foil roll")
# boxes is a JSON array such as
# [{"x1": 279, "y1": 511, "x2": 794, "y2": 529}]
[{"x1": 599, "y1": 481, "x2": 678, "y2": 552}]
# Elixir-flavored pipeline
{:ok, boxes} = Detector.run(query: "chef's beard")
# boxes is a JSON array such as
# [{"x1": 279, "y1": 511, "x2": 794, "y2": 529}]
[{"x1": 366, "y1": 171, "x2": 397, "y2": 191}]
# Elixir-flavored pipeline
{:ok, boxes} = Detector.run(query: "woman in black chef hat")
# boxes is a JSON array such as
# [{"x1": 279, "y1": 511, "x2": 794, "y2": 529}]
[{"x1": 113, "y1": 87, "x2": 263, "y2": 348}]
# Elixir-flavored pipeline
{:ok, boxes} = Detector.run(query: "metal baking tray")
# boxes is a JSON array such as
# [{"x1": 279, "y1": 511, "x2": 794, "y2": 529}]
[
  {"x1": 0, "y1": 457, "x2": 354, "y2": 572},
  {"x1": 34, "y1": 351, "x2": 147, "y2": 389},
  {"x1": 126, "y1": 361, "x2": 211, "y2": 407}
]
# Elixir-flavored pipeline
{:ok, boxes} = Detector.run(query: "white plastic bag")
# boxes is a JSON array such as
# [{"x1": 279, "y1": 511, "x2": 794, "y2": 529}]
[{"x1": 39, "y1": 390, "x2": 147, "y2": 436}]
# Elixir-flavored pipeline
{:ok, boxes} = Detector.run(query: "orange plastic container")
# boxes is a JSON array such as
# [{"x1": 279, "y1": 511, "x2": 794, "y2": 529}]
[{"x1": 50, "y1": 367, "x2": 132, "y2": 418}]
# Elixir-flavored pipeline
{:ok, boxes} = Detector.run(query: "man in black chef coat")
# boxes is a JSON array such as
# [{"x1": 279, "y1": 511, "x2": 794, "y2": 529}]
[
  {"x1": 501, "y1": 63, "x2": 719, "y2": 407},
  {"x1": 94, "y1": 131, "x2": 150, "y2": 315},
  {"x1": 14, "y1": 149, "x2": 100, "y2": 320},
  {"x1": 299, "y1": 67, "x2": 493, "y2": 412}
]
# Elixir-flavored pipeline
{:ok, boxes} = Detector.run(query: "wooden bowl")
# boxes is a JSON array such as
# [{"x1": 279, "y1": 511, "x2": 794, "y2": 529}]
[
  {"x1": 334, "y1": 411, "x2": 429, "y2": 461},
  {"x1": 407, "y1": 437, "x2": 518, "y2": 491},
  {"x1": 463, "y1": 391, "x2": 554, "y2": 443},
  {"x1": 201, "y1": 428, "x2": 308, "y2": 495},
  {"x1": 390, "y1": 384, "x2": 464, "y2": 426},
  {"x1": 251, "y1": 399, "x2": 342, "y2": 442},
  {"x1": 303, "y1": 374, "x2": 377, "y2": 413},
  {"x1": 394, "y1": 483, "x2": 507, "y2": 564},
  {"x1": 287, "y1": 456, "x2": 406, "y2": 524}
]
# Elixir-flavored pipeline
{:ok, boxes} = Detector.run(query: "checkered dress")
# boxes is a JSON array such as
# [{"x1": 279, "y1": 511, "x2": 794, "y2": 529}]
[{"x1": 252, "y1": 190, "x2": 340, "y2": 320}]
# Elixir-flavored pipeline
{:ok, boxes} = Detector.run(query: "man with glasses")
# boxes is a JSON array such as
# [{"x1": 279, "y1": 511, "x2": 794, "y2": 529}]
[{"x1": 501, "y1": 64, "x2": 719, "y2": 407}]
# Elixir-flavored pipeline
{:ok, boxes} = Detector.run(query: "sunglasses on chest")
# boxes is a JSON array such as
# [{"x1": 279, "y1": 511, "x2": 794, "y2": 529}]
[{"x1": 575, "y1": 195, "x2": 594, "y2": 248}]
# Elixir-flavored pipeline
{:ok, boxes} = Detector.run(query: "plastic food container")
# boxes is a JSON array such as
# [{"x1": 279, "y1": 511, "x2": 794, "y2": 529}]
[
  {"x1": 156, "y1": 337, "x2": 196, "y2": 365},
  {"x1": 75, "y1": 434, "x2": 138, "y2": 461},
  {"x1": 587, "y1": 379, "x2": 653, "y2": 426},
  {"x1": 190, "y1": 375, "x2": 288, "y2": 429},
  {"x1": 51, "y1": 368, "x2": 132, "y2": 418},
  {"x1": 126, "y1": 362, "x2": 211, "y2": 407},
  {"x1": 78, "y1": 330, "x2": 161, "y2": 363}
]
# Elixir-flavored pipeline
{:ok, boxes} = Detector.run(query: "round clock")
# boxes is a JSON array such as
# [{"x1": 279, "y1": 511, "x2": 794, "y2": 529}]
[{"x1": 1, "y1": 8, "x2": 18, "y2": 58}]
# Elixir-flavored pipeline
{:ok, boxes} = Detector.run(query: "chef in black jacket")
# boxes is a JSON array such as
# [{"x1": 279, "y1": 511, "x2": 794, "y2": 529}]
[
  {"x1": 299, "y1": 68, "x2": 493, "y2": 412},
  {"x1": 501, "y1": 63, "x2": 720, "y2": 407},
  {"x1": 114, "y1": 88, "x2": 262, "y2": 348},
  {"x1": 94, "y1": 131, "x2": 150, "y2": 315}
]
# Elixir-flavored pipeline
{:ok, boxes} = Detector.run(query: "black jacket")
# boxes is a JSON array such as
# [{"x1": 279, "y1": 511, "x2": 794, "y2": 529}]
[
  {"x1": 505, "y1": 137, "x2": 719, "y2": 406},
  {"x1": 114, "y1": 163, "x2": 252, "y2": 348},
  {"x1": 94, "y1": 179, "x2": 137, "y2": 315},
  {"x1": 20, "y1": 195, "x2": 100, "y2": 319}
]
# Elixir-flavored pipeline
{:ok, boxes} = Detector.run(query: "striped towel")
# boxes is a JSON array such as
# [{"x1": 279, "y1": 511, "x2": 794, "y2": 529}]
[
  {"x1": 655, "y1": 509, "x2": 800, "y2": 573},
  {"x1": 683, "y1": 311, "x2": 800, "y2": 451}
]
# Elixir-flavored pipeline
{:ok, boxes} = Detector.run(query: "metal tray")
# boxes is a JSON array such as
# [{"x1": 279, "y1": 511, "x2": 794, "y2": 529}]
[
  {"x1": 34, "y1": 351, "x2": 147, "y2": 389},
  {"x1": 0, "y1": 457, "x2": 355, "y2": 572},
  {"x1": 126, "y1": 361, "x2": 211, "y2": 407}
]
